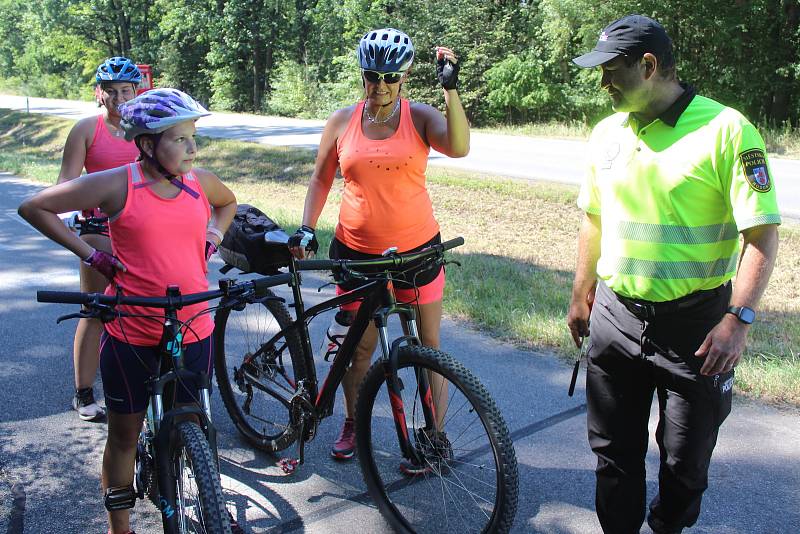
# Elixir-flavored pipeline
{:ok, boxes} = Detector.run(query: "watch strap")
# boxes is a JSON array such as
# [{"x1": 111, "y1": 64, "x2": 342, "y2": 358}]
[{"x1": 726, "y1": 305, "x2": 755, "y2": 324}]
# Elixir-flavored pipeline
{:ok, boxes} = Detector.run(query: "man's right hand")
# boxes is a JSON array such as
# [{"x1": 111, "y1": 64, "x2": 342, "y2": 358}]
[
  {"x1": 288, "y1": 225, "x2": 319, "y2": 259},
  {"x1": 567, "y1": 288, "x2": 595, "y2": 347}
]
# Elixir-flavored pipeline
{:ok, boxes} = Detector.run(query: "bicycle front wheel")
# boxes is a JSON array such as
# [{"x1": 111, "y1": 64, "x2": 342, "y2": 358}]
[
  {"x1": 174, "y1": 421, "x2": 231, "y2": 533},
  {"x1": 214, "y1": 291, "x2": 306, "y2": 452},
  {"x1": 356, "y1": 346, "x2": 519, "y2": 534}
]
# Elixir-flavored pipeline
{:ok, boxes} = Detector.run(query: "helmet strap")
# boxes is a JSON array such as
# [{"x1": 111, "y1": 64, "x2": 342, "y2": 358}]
[{"x1": 135, "y1": 133, "x2": 177, "y2": 180}]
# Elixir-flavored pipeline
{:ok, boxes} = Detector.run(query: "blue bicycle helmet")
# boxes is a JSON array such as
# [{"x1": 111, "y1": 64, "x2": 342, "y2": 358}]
[
  {"x1": 96, "y1": 57, "x2": 142, "y2": 84},
  {"x1": 358, "y1": 28, "x2": 415, "y2": 72}
]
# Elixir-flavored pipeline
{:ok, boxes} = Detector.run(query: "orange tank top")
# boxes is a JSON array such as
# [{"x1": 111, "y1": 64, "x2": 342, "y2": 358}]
[
  {"x1": 335, "y1": 98, "x2": 439, "y2": 253},
  {"x1": 104, "y1": 163, "x2": 213, "y2": 346},
  {"x1": 84, "y1": 115, "x2": 140, "y2": 174}
]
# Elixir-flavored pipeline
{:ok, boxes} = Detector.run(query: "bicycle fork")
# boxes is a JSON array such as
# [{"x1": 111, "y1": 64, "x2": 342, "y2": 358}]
[
  {"x1": 375, "y1": 309, "x2": 437, "y2": 464},
  {"x1": 149, "y1": 371, "x2": 217, "y2": 533}
]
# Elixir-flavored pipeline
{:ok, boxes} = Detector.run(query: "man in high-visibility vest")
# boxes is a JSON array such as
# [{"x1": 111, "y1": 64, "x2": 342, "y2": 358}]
[{"x1": 567, "y1": 14, "x2": 780, "y2": 534}]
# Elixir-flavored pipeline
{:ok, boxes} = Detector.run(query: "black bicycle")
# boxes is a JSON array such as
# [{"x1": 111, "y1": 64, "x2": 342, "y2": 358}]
[
  {"x1": 215, "y1": 236, "x2": 519, "y2": 533},
  {"x1": 38, "y1": 273, "x2": 291, "y2": 533}
]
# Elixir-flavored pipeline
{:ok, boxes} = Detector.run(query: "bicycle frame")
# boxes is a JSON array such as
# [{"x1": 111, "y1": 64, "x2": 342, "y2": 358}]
[
  {"x1": 148, "y1": 286, "x2": 217, "y2": 533},
  {"x1": 39, "y1": 273, "x2": 292, "y2": 533},
  {"x1": 229, "y1": 258, "x2": 440, "y2": 465}
]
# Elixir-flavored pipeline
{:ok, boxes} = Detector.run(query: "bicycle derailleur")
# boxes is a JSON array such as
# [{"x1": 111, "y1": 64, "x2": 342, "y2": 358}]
[{"x1": 279, "y1": 381, "x2": 317, "y2": 475}]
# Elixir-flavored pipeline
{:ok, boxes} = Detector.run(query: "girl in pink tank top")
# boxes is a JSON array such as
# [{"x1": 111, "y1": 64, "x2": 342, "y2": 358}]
[
  {"x1": 19, "y1": 88, "x2": 237, "y2": 534},
  {"x1": 55, "y1": 58, "x2": 143, "y2": 424},
  {"x1": 287, "y1": 29, "x2": 470, "y2": 464}
]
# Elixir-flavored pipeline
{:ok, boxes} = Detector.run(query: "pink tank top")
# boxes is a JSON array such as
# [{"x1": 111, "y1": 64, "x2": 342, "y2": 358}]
[
  {"x1": 84, "y1": 115, "x2": 140, "y2": 174},
  {"x1": 104, "y1": 163, "x2": 213, "y2": 346},
  {"x1": 335, "y1": 99, "x2": 439, "y2": 253}
]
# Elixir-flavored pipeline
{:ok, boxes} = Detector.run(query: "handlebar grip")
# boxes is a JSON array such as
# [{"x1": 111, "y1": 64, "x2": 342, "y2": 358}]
[
  {"x1": 296, "y1": 259, "x2": 336, "y2": 271},
  {"x1": 440, "y1": 236, "x2": 465, "y2": 251},
  {"x1": 252, "y1": 272, "x2": 293, "y2": 292},
  {"x1": 37, "y1": 291, "x2": 91, "y2": 304}
]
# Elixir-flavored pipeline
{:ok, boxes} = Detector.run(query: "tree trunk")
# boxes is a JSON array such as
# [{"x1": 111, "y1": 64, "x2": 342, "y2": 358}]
[{"x1": 253, "y1": 37, "x2": 264, "y2": 111}]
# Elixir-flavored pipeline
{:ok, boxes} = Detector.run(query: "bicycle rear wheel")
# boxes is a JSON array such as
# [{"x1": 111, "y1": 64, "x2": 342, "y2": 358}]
[
  {"x1": 214, "y1": 291, "x2": 306, "y2": 452},
  {"x1": 356, "y1": 345, "x2": 519, "y2": 534},
  {"x1": 174, "y1": 421, "x2": 231, "y2": 533}
]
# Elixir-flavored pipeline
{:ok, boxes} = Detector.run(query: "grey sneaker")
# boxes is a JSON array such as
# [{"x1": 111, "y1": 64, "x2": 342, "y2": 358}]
[{"x1": 72, "y1": 387, "x2": 106, "y2": 422}]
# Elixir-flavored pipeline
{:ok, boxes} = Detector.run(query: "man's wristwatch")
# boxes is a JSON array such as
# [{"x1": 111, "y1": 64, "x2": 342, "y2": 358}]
[{"x1": 726, "y1": 305, "x2": 756, "y2": 324}]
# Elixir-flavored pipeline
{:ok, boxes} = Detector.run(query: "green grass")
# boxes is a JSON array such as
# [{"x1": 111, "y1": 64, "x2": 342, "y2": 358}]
[
  {"x1": 762, "y1": 123, "x2": 800, "y2": 159},
  {"x1": 475, "y1": 121, "x2": 591, "y2": 140},
  {"x1": 2, "y1": 107, "x2": 799, "y2": 405}
]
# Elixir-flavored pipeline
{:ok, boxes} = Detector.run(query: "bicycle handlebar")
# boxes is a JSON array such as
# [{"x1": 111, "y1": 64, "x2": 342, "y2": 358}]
[
  {"x1": 295, "y1": 236, "x2": 464, "y2": 272},
  {"x1": 37, "y1": 272, "x2": 292, "y2": 309}
]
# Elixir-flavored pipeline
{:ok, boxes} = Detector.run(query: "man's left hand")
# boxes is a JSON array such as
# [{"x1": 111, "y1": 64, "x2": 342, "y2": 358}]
[{"x1": 694, "y1": 314, "x2": 749, "y2": 375}]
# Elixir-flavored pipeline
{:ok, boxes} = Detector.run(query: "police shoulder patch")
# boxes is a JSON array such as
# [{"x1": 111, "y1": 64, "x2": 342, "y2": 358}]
[{"x1": 739, "y1": 149, "x2": 772, "y2": 193}]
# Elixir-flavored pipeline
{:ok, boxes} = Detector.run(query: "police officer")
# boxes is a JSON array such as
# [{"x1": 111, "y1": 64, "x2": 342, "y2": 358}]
[{"x1": 567, "y1": 14, "x2": 780, "y2": 534}]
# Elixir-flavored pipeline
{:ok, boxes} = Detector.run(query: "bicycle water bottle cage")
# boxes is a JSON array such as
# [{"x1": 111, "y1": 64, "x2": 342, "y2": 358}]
[{"x1": 104, "y1": 485, "x2": 137, "y2": 511}]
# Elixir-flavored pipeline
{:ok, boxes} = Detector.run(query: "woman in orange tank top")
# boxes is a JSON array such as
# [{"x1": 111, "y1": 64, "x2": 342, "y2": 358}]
[
  {"x1": 288, "y1": 28, "x2": 470, "y2": 465},
  {"x1": 56, "y1": 57, "x2": 142, "y2": 422}
]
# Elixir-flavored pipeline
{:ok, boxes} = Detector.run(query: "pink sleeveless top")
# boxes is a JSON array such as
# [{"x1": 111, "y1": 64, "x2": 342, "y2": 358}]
[
  {"x1": 104, "y1": 163, "x2": 213, "y2": 346},
  {"x1": 335, "y1": 98, "x2": 438, "y2": 253},
  {"x1": 84, "y1": 115, "x2": 140, "y2": 174}
]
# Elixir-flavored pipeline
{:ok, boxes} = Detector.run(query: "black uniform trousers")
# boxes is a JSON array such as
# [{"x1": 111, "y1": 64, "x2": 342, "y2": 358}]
[{"x1": 587, "y1": 280, "x2": 734, "y2": 534}]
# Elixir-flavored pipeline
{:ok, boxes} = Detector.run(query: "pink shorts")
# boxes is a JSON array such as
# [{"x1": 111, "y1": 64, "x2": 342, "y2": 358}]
[{"x1": 337, "y1": 268, "x2": 445, "y2": 312}]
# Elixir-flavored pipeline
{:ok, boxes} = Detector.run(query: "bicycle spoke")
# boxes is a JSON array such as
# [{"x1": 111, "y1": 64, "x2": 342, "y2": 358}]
[
  {"x1": 215, "y1": 293, "x2": 304, "y2": 453},
  {"x1": 357, "y1": 347, "x2": 517, "y2": 533}
]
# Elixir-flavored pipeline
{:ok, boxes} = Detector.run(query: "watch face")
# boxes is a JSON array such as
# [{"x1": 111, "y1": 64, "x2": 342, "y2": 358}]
[{"x1": 739, "y1": 307, "x2": 756, "y2": 324}]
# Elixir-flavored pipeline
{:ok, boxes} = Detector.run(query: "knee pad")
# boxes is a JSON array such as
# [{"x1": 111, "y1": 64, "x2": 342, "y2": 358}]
[{"x1": 104, "y1": 484, "x2": 137, "y2": 511}]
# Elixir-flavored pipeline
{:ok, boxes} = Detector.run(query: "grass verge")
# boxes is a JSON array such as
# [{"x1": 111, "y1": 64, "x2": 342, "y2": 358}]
[{"x1": 2, "y1": 107, "x2": 798, "y2": 405}]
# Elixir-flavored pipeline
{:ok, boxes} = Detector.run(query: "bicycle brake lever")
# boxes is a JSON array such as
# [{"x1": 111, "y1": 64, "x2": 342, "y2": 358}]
[
  {"x1": 56, "y1": 312, "x2": 88, "y2": 324},
  {"x1": 317, "y1": 281, "x2": 336, "y2": 292}
]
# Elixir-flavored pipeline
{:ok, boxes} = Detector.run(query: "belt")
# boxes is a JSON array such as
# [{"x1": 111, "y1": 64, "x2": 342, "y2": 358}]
[{"x1": 614, "y1": 283, "x2": 729, "y2": 320}]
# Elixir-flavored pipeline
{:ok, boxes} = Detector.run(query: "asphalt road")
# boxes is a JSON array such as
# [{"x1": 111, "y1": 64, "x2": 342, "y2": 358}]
[
  {"x1": 1, "y1": 94, "x2": 799, "y2": 220},
  {"x1": 0, "y1": 172, "x2": 799, "y2": 534}
]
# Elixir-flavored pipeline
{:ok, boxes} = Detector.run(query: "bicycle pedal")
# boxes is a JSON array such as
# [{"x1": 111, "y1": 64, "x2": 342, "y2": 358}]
[{"x1": 278, "y1": 457, "x2": 299, "y2": 475}]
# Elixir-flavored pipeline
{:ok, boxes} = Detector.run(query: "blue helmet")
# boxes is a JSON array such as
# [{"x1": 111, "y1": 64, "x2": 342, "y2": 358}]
[
  {"x1": 96, "y1": 57, "x2": 142, "y2": 84},
  {"x1": 358, "y1": 28, "x2": 415, "y2": 72}
]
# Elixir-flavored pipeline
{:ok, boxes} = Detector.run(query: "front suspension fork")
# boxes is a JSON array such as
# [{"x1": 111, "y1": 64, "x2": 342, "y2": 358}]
[{"x1": 376, "y1": 316, "x2": 436, "y2": 463}]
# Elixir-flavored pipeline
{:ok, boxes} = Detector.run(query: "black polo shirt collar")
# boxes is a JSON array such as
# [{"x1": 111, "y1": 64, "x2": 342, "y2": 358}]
[
  {"x1": 658, "y1": 83, "x2": 696, "y2": 127},
  {"x1": 625, "y1": 82, "x2": 696, "y2": 130}
]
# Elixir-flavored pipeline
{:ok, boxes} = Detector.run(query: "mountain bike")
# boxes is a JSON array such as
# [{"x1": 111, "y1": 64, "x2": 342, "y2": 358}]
[
  {"x1": 215, "y1": 236, "x2": 519, "y2": 533},
  {"x1": 37, "y1": 272, "x2": 291, "y2": 533}
]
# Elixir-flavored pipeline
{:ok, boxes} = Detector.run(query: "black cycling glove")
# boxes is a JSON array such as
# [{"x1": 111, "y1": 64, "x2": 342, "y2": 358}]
[
  {"x1": 436, "y1": 57, "x2": 460, "y2": 90},
  {"x1": 288, "y1": 225, "x2": 319, "y2": 254}
]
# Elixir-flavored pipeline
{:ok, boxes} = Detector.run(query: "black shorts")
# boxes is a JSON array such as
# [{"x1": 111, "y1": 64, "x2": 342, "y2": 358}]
[{"x1": 99, "y1": 332, "x2": 213, "y2": 414}]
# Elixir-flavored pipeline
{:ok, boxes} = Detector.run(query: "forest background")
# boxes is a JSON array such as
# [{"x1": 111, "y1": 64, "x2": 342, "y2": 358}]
[{"x1": 0, "y1": 0, "x2": 798, "y2": 134}]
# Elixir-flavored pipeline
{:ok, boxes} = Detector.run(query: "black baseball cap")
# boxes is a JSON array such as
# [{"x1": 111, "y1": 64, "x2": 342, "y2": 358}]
[{"x1": 572, "y1": 14, "x2": 672, "y2": 68}]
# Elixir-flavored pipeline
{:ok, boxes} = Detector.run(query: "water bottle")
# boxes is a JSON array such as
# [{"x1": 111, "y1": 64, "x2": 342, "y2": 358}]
[{"x1": 322, "y1": 309, "x2": 353, "y2": 360}]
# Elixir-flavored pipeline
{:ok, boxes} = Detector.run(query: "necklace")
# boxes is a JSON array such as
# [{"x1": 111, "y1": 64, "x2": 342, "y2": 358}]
[
  {"x1": 105, "y1": 118, "x2": 125, "y2": 138},
  {"x1": 364, "y1": 98, "x2": 400, "y2": 125}
]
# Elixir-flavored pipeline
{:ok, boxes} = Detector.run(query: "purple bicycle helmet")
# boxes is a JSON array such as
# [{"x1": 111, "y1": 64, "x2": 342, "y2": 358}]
[
  {"x1": 358, "y1": 28, "x2": 415, "y2": 72},
  {"x1": 118, "y1": 88, "x2": 210, "y2": 141},
  {"x1": 96, "y1": 57, "x2": 141, "y2": 84}
]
